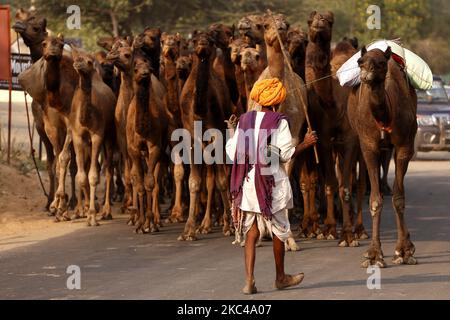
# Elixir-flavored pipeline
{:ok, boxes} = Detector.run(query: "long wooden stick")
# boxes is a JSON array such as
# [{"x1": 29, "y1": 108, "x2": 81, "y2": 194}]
[{"x1": 267, "y1": 10, "x2": 319, "y2": 164}]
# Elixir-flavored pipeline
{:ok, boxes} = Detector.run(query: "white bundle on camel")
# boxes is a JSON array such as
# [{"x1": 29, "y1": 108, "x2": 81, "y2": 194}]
[{"x1": 336, "y1": 39, "x2": 433, "y2": 90}]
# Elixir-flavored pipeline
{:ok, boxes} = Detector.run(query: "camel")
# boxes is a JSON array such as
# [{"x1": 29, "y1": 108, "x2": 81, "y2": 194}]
[
  {"x1": 13, "y1": 9, "x2": 77, "y2": 212},
  {"x1": 160, "y1": 33, "x2": 186, "y2": 223},
  {"x1": 240, "y1": 47, "x2": 264, "y2": 98},
  {"x1": 94, "y1": 50, "x2": 121, "y2": 96},
  {"x1": 229, "y1": 38, "x2": 250, "y2": 111},
  {"x1": 105, "y1": 38, "x2": 135, "y2": 213},
  {"x1": 237, "y1": 15, "x2": 268, "y2": 71},
  {"x1": 208, "y1": 24, "x2": 241, "y2": 112},
  {"x1": 287, "y1": 28, "x2": 308, "y2": 81},
  {"x1": 247, "y1": 14, "x2": 307, "y2": 251},
  {"x1": 177, "y1": 31, "x2": 232, "y2": 241},
  {"x1": 176, "y1": 55, "x2": 192, "y2": 91},
  {"x1": 133, "y1": 27, "x2": 162, "y2": 79},
  {"x1": 126, "y1": 50, "x2": 168, "y2": 233},
  {"x1": 68, "y1": 46, "x2": 116, "y2": 225},
  {"x1": 348, "y1": 47, "x2": 418, "y2": 267}
]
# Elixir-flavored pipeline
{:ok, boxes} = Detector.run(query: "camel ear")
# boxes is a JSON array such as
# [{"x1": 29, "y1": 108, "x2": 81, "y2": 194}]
[
  {"x1": 384, "y1": 46, "x2": 392, "y2": 60},
  {"x1": 156, "y1": 28, "x2": 162, "y2": 38},
  {"x1": 57, "y1": 33, "x2": 64, "y2": 42},
  {"x1": 126, "y1": 36, "x2": 133, "y2": 46},
  {"x1": 358, "y1": 46, "x2": 367, "y2": 64},
  {"x1": 41, "y1": 18, "x2": 47, "y2": 30},
  {"x1": 308, "y1": 11, "x2": 317, "y2": 25}
]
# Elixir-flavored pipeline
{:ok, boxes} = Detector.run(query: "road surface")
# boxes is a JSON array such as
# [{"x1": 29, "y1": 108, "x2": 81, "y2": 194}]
[{"x1": 0, "y1": 157, "x2": 449, "y2": 300}]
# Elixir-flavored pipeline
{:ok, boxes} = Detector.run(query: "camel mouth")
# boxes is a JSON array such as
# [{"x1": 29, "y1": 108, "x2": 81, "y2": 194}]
[
  {"x1": 44, "y1": 52, "x2": 62, "y2": 60},
  {"x1": 105, "y1": 52, "x2": 119, "y2": 62},
  {"x1": 12, "y1": 21, "x2": 26, "y2": 33}
]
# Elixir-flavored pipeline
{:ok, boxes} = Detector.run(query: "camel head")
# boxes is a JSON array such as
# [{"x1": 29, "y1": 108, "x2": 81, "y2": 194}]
[
  {"x1": 192, "y1": 31, "x2": 216, "y2": 61},
  {"x1": 208, "y1": 23, "x2": 234, "y2": 50},
  {"x1": 13, "y1": 8, "x2": 47, "y2": 58},
  {"x1": 71, "y1": 45, "x2": 95, "y2": 77},
  {"x1": 42, "y1": 34, "x2": 64, "y2": 61},
  {"x1": 132, "y1": 53, "x2": 152, "y2": 85},
  {"x1": 106, "y1": 38, "x2": 133, "y2": 71},
  {"x1": 287, "y1": 28, "x2": 308, "y2": 58},
  {"x1": 308, "y1": 11, "x2": 334, "y2": 43},
  {"x1": 161, "y1": 33, "x2": 181, "y2": 61},
  {"x1": 134, "y1": 27, "x2": 162, "y2": 53},
  {"x1": 238, "y1": 15, "x2": 265, "y2": 45},
  {"x1": 358, "y1": 46, "x2": 392, "y2": 85},
  {"x1": 229, "y1": 38, "x2": 249, "y2": 66},
  {"x1": 176, "y1": 55, "x2": 193, "y2": 80},
  {"x1": 240, "y1": 47, "x2": 260, "y2": 72},
  {"x1": 263, "y1": 14, "x2": 290, "y2": 48},
  {"x1": 97, "y1": 37, "x2": 120, "y2": 51},
  {"x1": 342, "y1": 36, "x2": 359, "y2": 50}
]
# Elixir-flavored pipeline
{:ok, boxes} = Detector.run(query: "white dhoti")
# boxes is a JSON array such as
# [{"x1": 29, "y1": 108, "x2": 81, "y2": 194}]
[{"x1": 242, "y1": 209, "x2": 290, "y2": 242}]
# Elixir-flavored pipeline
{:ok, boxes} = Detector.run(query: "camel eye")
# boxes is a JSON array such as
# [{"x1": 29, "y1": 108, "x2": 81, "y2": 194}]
[{"x1": 124, "y1": 53, "x2": 131, "y2": 59}]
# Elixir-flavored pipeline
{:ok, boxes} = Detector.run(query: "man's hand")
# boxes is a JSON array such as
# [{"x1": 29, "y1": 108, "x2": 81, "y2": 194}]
[
  {"x1": 303, "y1": 130, "x2": 318, "y2": 149},
  {"x1": 225, "y1": 114, "x2": 238, "y2": 130}
]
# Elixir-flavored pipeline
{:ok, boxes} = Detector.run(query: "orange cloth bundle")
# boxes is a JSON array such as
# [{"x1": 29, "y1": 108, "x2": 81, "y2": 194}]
[{"x1": 250, "y1": 78, "x2": 286, "y2": 107}]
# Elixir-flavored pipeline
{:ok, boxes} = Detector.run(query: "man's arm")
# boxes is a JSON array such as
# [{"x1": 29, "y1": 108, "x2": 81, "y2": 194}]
[{"x1": 292, "y1": 130, "x2": 318, "y2": 158}]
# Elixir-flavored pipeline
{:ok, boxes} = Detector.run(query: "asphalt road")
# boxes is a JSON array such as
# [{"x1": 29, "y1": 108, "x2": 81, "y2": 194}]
[{"x1": 0, "y1": 158, "x2": 449, "y2": 300}]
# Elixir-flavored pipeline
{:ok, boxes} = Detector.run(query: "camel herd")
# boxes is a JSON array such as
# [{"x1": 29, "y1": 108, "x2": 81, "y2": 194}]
[{"x1": 13, "y1": 8, "x2": 417, "y2": 267}]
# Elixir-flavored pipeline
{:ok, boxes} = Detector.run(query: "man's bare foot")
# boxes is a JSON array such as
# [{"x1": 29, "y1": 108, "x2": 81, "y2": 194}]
[
  {"x1": 274, "y1": 273, "x2": 304, "y2": 290},
  {"x1": 242, "y1": 278, "x2": 257, "y2": 295}
]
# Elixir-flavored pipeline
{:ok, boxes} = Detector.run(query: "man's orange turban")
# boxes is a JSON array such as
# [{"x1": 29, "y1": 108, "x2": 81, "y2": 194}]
[{"x1": 249, "y1": 78, "x2": 286, "y2": 107}]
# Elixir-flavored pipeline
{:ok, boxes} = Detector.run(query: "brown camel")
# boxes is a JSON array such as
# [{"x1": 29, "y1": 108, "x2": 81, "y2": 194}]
[
  {"x1": 176, "y1": 55, "x2": 192, "y2": 91},
  {"x1": 240, "y1": 47, "x2": 264, "y2": 98},
  {"x1": 133, "y1": 27, "x2": 162, "y2": 79},
  {"x1": 160, "y1": 33, "x2": 186, "y2": 223},
  {"x1": 105, "y1": 38, "x2": 135, "y2": 213},
  {"x1": 208, "y1": 24, "x2": 241, "y2": 111},
  {"x1": 229, "y1": 38, "x2": 250, "y2": 111},
  {"x1": 68, "y1": 46, "x2": 116, "y2": 225},
  {"x1": 126, "y1": 51, "x2": 167, "y2": 233},
  {"x1": 287, "y1": 28, "x2": 308, "y2": 81},
  {"x1": 348, "y1": 47, "x2": 418, "y2": 267},
  {"x1": 247, "y1": 14, "x2": 307, "y2": 251},
  {"x1": 237, "y1": 15, "x2": 268, "y2": 71},
  {"x1": 18, "y1": 33, "x2": 80, "y2": 220},
  {"x1": 178, "y1": 31, "x2": 232, "y2": 240},
  {"x1": 14, "y1": 9, "x2": 77, "y2": 212}
]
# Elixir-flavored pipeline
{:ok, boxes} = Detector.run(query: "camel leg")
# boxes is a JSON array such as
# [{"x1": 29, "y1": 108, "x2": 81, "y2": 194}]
[
  {"x1": 72, "y1": 134, "x2": 89, "y2": 219},
  {"x1": 215, "y1": 164, "x2": 232, "y2": 236},
  {"x1": 122, "y1": 155, "x2": 133, "y2": 214},
  {"x1": 391, "y1": 146, "x2": 417, "y2": 265},
  {"x1": 166, "y1": 160, "x2": 185, "y2": 223},
  {"x1": 178, "y1": 164, "x2": 201, "y2": 241},
  {"x1": 355, "y1": 155, "x2": 369, "y2": 239},
  {"x1": 114, "y1": 153, "x2": 125, "y2": 202},
  {"x1": 39, "y1": 129, "x2": 56, "y2": 212},
  {"x1": 68, "y1": 144, "x2": 77, "y2": 210},
  {"x1": 337, "y1": 146, "x2": 360, "y2": 248},
  {"x1": 380, "y1": 146, "x2": 393, "y2": 195},
  {"x1": 361, "y1": 147, "x2": 385, "y2": 268},
  {"x1": 53, "y1": 134, "x2": 72, "y2": 222},
  {"x1": 318, "y1": 146, "x2": 337, "y2": 240},
  {"x1": 152, "y1": 161, "x2": 162, "y2": 228},
  {"x1": 143, "y1": 145, "x2": 159, "y2": 233},
  {"x1": 86, "y1": 135, "x2": 102, "y2": 227},
  {"x1": 298, "y1": 162, "x2": 312, "y2": 238},
  {"x1": 197, "y1": 165, "x2": 214, "y2": 234},
  {"x1": 100, "y1": 140, "x2": 114, "y2": 220},
  {"x1": 127, "y1": 156, "x2": 141, "y2": 226}
]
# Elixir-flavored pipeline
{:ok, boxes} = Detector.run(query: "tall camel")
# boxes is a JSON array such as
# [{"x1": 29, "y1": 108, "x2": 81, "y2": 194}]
[
  {"x1": 238, "y1": 15, "x2": 268, "y2": 71},
  {"x1": 68, "y1": 46, "x2": 116, "y2": 225},
  {"x1": 133, "y1": 27, "x2": 162, "y2": 79},
  {"x1": 229, "y1": 38, "x2": 250, "y2": 111},
  {"x1": 176, "y1": 55, "x2": 192, "y2": 91},
  {"x1": 287, "y1": 28, "x2": 308, "y2": 81},
  {"x1": 126, "y1": 51, "x2": 167, "y2": 233},
  {"x1": 178, "y1": 31, "x2": 232, "y2": 241},
  {"x1": 348, "y1": 47, "x2": 418, "y2": 267},
  {"x1": 105, "y1": 38, "x2": 135, "y2": 213},
  {"x1": 240, "y1": 47, "x2": 264, "y2": 98},
  {"x1": 14, "y1": 9, "x2": 77, "y2": 212}
]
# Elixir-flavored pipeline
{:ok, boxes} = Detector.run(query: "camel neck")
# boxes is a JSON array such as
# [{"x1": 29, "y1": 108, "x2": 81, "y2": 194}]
[
  {"x1": 135, "y1": 80, "x2": 151, "y2": 137},
  {"x1": 243, "y1": 68, "x2": 259, "y2": 98},
  {"x1": 192, "y1": 56, "x2": 211, "y2": 115},
  {"x1": 267, "y1": 43, "x2": 284, "y2": 79},
  {"x1": 143, "y1": 47, "x2": 161, "y2": 79},
  {"x1": 306, "y1": 40, "x2": 333, "y2": 109},
  {"x1": 78, "y1": 73, "x2": 93, "y2": 127},
  {"x1": 164, "y1": 57, "x2": 180, "y2": 115},
  {"x1": 44, "y1": 58, "x2": 61, "y2": 92},
  {"x1": 30, "y1": 45, "x2": 43, "y2": 63},
  {"x1": 291, "y1": 51, "x2": 306, "y2": 82},
  {"x1": 360, "y1": 82, "x2": 390, "y2": 126}
]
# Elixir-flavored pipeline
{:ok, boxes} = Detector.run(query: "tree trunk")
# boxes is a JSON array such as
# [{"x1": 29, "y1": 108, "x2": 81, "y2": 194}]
[{"x1": 109, "y1": 10, "x2": 119, "y2": 37}]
